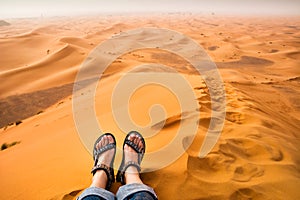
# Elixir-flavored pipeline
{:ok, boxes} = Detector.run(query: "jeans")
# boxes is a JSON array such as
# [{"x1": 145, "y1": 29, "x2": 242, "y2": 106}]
[{"x1": 78, "y1": 183, "x2": 158, "y2": 200}]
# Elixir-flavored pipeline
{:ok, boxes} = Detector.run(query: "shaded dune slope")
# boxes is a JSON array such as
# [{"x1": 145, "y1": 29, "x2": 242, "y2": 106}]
[{"x1": 0, "y1": 15, "x2": 299, "y2": 200}]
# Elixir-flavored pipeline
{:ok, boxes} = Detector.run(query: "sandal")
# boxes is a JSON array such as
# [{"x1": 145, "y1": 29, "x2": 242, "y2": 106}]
[
  {"x1": 116, "y1": 131, "x2": 146, "y2": 184},
  {"x1": 91, "y1": 133, "x2": 116, "y2": 190}
]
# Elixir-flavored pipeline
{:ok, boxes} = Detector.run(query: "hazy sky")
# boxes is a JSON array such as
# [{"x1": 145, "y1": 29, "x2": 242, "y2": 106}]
[{"x1": 0, "y1": 0, "x2": 299, "y2": 18}]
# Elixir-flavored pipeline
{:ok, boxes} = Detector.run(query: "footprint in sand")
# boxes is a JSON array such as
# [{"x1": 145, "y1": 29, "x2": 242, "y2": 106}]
[
  {"x1": 183, "y1": 134, "x2": 236, "y2": 182},
  {"x1": 232, "y1": 163, "x2": 264, "y2": 182},
  {"x1": 225, "y1": 111, "x2": 245, "y2": 124},
  {"x1": 230, "y1": 188, "x2": 267, "y2": 200},
  {"x1": 219, "y1": 138, "x2": 284, "y2": 162}
]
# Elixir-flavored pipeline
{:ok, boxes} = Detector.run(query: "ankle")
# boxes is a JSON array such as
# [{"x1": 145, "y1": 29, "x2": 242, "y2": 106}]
[
  {"x1": 91, "y1": 170, "x2": 108, "y2": 188},
  {"x1": 125, "y1": 166, "x2": 139, "y2": 174},
  {"x1": 124, "y1": 166, "x2": 143, "y2": 184}
]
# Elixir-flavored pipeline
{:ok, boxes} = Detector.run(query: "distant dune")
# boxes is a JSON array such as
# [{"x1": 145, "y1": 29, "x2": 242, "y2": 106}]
[
  {"x1": 0, "y1": 14, "x2": 299, "y2": 200},
  {"x1": 0, "y1": 20, "x2": 10, "y2": 26}
]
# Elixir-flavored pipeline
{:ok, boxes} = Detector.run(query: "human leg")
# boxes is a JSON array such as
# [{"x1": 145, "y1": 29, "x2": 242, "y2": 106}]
[
  {"x1": 116, "y1": 131, "x2": 158, "y2": 200},
  {"x1": 77, "y1": 133, "x2": 116, "y2": 200}
]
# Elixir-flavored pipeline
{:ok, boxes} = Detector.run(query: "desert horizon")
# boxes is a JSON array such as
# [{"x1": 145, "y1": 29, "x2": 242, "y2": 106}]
[{"x1": 0, "y1": 10, "x2": 299, "y2": 200}]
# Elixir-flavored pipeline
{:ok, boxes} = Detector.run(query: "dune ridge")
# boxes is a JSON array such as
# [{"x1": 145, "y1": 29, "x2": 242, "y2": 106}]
[{"x1": 0, "y1": 14, "x2": 299, "y2": 200}]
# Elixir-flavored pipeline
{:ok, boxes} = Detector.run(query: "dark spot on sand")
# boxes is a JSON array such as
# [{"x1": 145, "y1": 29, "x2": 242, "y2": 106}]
[
  {"x1": 216, "y1": 56, "x2": 274, "y2": 68},
  {"x1": 270, "y1": 49, "x2": 279, "y2": 53},
  {"x1": 208, "y1": 46, "x2": 219, "y2": 51},
  {"x1": 15, "y1": 121, "x2": 22, "y2": 126},
  {"x1": 1, "y1": 141, "x2": 21, "y2": 151}
]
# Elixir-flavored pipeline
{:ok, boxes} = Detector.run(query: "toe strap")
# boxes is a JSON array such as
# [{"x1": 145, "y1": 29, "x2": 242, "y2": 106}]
[
  {"x1": 91, "y1": 163, "x2": 115, "y2": 190},
  {"x1": 124, "y1": 139, "x2": 145, "y2": 163},
  {"x1": 125, "y1": 140, "x2": 142, "y2": 153},
  {"x1": 93, "y1": 143, "x2": 116, "y2": 161}
]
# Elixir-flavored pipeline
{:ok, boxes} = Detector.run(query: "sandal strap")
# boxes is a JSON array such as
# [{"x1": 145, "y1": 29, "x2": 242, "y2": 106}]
[
  {"x1": 122, "y1": 161, "x2": 141, "y2": 172},
  {"x1": 119, "y1": 161, "x2": 141, "y2": 184},
  {"x1": 124, "y1": 140, "x2": 145, "y2": 163},
  {"x1": 125, "y1": 140, "x2": 142, "y2": 153},
  {"x1": 91, "y1": 163, "x2": 115, "y2": 190},
  {"x1": 93, "y1": 143, "x2": 115, "y2": 161},
  {"x1": 116, "y1": 131, "x2": 146, "y2": 185}
]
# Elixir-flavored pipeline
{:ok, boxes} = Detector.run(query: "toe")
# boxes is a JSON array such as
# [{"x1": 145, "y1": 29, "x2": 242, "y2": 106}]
[
  {"x1": 138, "y1": 140, "x2": 143, "y2": 151},
  {"x1": 99, "y1": 136, "x2": 104, "y2": 148},
  {"x1": 133, "y1": 135, "x2": 139, "y2": 145},
  {"x1": 107, "y1": 135, "x2": 113, "y2": 144},
  {"x1": 96, "y1": 140, "x2": 101, "y2": 150},
  {"x1": 104, "y1": 135, "x2": 109, "y2": 146},
  {"x1": 131, "y1": 134, "x2": 136, "y2": 142},
  {"x1": 128, "y1": 134, "x2": 133, "y2": 142},
  {"x1": 100, "y1": 136, "x2": 104, "y2": 147}
]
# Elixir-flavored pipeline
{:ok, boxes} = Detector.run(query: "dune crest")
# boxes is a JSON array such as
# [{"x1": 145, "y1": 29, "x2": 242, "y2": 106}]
[{"x1": 0, "y1": 14, "x2": 300, "y2": 200}]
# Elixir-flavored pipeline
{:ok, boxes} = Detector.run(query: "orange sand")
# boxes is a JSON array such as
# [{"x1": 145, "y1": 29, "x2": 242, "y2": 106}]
[{"x1": 0, "y1": 14, "x2": 300, "y2": 199}]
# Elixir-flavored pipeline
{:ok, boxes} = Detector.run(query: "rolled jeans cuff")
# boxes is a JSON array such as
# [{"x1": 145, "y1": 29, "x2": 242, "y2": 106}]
[
  {"x1": 116, "y1": 183, "x2": 158, "y2": 200},
  {"x1": 77, "y1": 187, "x2": 115, "y2": 200}
]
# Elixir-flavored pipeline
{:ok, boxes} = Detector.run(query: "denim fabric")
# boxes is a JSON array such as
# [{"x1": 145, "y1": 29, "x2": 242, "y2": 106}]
[
  {"x1": 125, "y1": 191, "x2": 157, "y2": 200},
  {"x1": 82, "y1": 195, "x2": 106, "y2": 200},
  {"x1": 116, "y1": 183, "x2": 158, "y2": 200},
  {"x1": 78, "y1": 183, "x2": 157, "y2": 200},
  {"x1": 77, "y1": 187, "x2": 115, "y2": 200}
]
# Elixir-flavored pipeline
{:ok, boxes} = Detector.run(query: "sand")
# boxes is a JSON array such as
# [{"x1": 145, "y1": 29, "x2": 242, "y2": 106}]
[{"x1": 0, "y1": 14, "x2": 300, "y2": 199}]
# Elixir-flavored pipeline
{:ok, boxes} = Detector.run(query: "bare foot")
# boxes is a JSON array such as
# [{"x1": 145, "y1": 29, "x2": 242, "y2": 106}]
[
  {"x1": 95, "y1": 135, "x2": 115, "y2": 167},
  {"x1": 124, "y1": 134, "x2": 144, "y2": 184},
  {"x1": 91, "y1": 135, "x2": 115, "y2": 188}
]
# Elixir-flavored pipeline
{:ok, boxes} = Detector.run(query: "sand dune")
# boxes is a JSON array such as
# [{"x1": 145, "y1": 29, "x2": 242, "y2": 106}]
[
  {"x1": 0, "y1": 14, "x2": 299, "y2": 200},
  {"x1": 0, "y1": 36, "x2": 87, "y2": 98}
]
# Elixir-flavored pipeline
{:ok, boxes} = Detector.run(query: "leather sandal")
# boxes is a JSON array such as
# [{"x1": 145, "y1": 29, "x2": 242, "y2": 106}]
[
  {"x1": 116, "y1": 131, "x2": 145, "y2": 184},
  {"x1": 91, "y1": 133, "x2": 116, "y2": 190}
]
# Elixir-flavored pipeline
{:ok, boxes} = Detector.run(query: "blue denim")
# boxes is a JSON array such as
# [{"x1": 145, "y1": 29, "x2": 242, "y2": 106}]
[
  {"x1": 116, "y1": 183, "x2": 157, "y2": 200},
  {"x1": 82, "y1": 195, "x2": 106, "y2": 200},
  {"x1": 78, "y1": 187, "x2": 115, "y2": 200},
  {"x1": 78, "y1": 183, "x2": 158, "y2": 200},
  {"x1": 124, "y1": 191, "x2": 157, "y2": 200}
]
